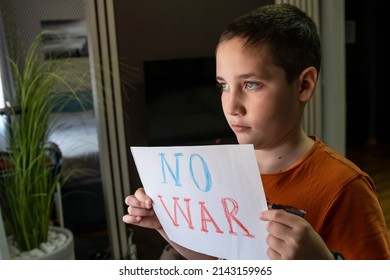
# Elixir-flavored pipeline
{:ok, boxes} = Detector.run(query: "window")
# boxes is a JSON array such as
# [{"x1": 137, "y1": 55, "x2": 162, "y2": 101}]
[{"x1": 0, "y1": 68, "x2": 4, "y2": 109}]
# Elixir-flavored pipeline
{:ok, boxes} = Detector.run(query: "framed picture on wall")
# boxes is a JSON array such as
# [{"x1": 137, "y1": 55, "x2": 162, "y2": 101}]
[{"x1": 40, "y1": 19, "x2": 88, "y2": 59}]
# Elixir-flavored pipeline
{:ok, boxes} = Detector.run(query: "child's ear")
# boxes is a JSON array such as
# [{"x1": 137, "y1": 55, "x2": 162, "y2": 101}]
[{"x1": 298, "y1": 67, "x2": 317, "y2": 102}]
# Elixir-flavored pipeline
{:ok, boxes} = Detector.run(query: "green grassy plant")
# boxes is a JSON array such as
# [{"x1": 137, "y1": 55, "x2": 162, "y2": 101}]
[{"x1": 0, "y1": 32, "x2": 90, "y2": 252}]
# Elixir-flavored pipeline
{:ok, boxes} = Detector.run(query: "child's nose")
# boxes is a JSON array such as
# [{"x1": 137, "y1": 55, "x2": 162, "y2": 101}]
[{"x1": 225, "y1": 88, "x2": 245, "y2": 116}]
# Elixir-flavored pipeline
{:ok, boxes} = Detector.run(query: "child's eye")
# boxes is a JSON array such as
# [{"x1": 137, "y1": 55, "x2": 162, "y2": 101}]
[
  {"x1": 216, "y1": 83, "x2": 229, "y2": 92},
  {"x1": 244, "y1": 81, "x2": 260, "y2": 90}
]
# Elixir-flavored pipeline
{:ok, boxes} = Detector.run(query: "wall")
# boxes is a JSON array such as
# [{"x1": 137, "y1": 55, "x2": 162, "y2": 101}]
[{"x1": 114, "y1": 0, "x2": 272, "y2": 84}]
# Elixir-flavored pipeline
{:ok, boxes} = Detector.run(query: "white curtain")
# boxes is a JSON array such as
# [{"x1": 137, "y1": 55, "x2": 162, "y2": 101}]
[
  {"x1": 0, "y1": 12, "x2": 14, "y2": 108},
  {"x1": 0, "y1": 10, "x2": 10, "y2": 260},
  {"x1": 276, "y1": 0, "x2": 346, "y2": 155},
  {"x1": 0, "y1": 12, "x2": 11, "y2": 260},
  {"x1": 275, "y1": 0, "x2": 322, "y2": 138}
]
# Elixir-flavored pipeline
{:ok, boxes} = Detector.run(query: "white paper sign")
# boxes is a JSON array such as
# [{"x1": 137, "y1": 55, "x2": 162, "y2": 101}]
[{"x1": 130, "y1": 144, "x2": 269, "y2": 259}]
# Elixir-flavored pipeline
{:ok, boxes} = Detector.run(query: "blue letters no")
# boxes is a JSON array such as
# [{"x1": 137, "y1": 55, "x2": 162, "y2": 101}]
[{"x1": 159, "y1": 152, "x2": 183, "y2": 186}]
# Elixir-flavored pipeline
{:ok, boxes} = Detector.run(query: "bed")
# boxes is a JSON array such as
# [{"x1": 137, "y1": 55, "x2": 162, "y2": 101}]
[
  {"x1": 49, "y1": 106, "x2": 108, "y2": 259},
  {"x1": 49, "y1": 109, "x2": 100, "y2": 181},
  {"x1": 47, "y1": 106, "x2": 106, "y2": 241}
]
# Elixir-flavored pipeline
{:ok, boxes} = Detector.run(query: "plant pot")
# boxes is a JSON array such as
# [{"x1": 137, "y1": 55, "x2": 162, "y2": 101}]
[
  {"x1": 8, "y1": 226, "x2": 75, "y2": 260},
  {"x1": 36, "y1": 226, "x2": 75, "y2": 260}
]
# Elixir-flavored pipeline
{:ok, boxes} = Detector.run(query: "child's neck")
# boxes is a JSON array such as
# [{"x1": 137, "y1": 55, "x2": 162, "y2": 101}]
[{"x1": 255, "y1": 132, "x2": 314, "y2": 174}]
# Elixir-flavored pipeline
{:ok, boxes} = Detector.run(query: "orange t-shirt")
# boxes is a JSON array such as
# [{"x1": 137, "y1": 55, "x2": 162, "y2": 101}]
[{"x1": 262, "y1": 136, "x2": 390, "y2": 259}]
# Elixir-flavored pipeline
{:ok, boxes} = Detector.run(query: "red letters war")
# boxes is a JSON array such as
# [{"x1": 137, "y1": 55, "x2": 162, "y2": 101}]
[{"x1": 157, "y1": 195, "x2": 255, "y2": 238}]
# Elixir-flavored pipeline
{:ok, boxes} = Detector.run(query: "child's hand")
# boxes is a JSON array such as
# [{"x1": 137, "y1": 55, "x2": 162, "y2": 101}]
[
  {"x1": 260, "y1": 209, "x2": 334, "y2": 260},
  {"x1": 122, "y1": 188, "x2": 162, "y2": 230}
]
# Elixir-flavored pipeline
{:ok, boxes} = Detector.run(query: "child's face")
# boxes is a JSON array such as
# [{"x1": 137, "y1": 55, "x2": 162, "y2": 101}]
[{"x1": 216, "y1": 38, "x2": 304, "y2": 149}]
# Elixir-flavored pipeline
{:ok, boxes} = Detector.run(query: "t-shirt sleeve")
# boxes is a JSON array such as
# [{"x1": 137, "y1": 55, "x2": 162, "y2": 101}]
[{"x1": 319, "y1": 175, "x2": 390, "y2": 260}]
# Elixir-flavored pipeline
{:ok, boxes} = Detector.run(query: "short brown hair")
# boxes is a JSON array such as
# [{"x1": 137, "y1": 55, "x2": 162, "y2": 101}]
[{"x1": 217, "y1": 3, "x2": 321, "y2": 83}]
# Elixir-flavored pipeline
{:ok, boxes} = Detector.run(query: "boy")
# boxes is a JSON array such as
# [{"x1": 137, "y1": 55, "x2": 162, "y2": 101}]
[{"x1": 123, "y1": 3, "x2": 390, "y2": 259}]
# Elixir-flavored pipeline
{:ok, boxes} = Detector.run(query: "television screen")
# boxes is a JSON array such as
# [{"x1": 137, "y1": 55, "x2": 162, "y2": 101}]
[{"x1": 144, "y1": 57, "x2": 236, "y2": 146}]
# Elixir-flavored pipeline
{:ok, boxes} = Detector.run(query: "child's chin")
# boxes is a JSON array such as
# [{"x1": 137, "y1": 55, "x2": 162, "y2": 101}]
[{"x1": 236, "y1": 137, "x2": 253, "y2": 145}]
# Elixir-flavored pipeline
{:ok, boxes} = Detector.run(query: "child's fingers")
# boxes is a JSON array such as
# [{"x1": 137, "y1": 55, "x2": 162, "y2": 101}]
[
  {"x1": 125, "y1": 195, "x2": 143, "y2": 207},
  {"x1": 124, "y1": 188, "x2": 152, "y2": 209},
  {"x1": 260, "y1": 209, "x2": 298, "y2": 228},
  {"x1": 122, "y1": 214, "x2": 142, "y2": 224},
  {"x1": 127, "y1": 205, "x2": 154, "y2": 217},
  {"x1": 134, "y1": 188, "x2": 153, "y2": 209}
]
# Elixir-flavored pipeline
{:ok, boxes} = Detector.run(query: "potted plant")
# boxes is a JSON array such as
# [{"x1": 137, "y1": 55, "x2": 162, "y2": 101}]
[{"x1": 0, "y1": 31, "x2": 90, "y2": 259}]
